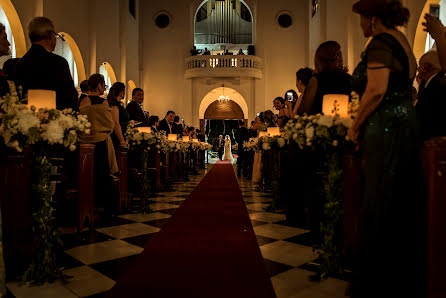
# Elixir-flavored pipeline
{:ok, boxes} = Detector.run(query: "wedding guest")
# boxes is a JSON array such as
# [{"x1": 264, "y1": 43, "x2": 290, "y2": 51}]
[
  {"x1": 237, "y1": 49, "x2": 244, "y2": 55},
  {"x1": 288, "y1": 68, "x2": 314, "y2": 118},
  {"x1": 417, "y1": 51, "x2": 446, "y2": 139},
  {"x1": 107, "y1": 82, "x2": 129, "y2": 148},
  {"x1": 15, "y1": 17, "x2": 78, "y2": 111},
  {"x1": 190, "y1": 46, "x2": 199, "y2": 56},
  {"x1": 284, "y1": 89, "x2": 299, "y2": 112},
  {"x1": 251, "y1": 116, "x2": 263, "y2": 184},
  {"x1": 423, "y1": 14, "x2": 446, "y2": 71},
  {"x1": 263, "y1": 110, "x2": 277, "y2": 127},
  {"x1": 348, "y1": 1, "x2": 425, "y2": 297},
  {"x1": 187, "y1": 126, "x2": 197, "y2": 139},
  {"x1": 79, "y1": 74, "x2": 117, "y2": 221},
  {"x1": 0, "y1": 25, "x2": 11, "y2": 97},
  {"x1": 235, "y1": 120, "x2": 250, "y2": 177},
  {"x1": 78, "y1": 80, "x2": 89, "y2": 103},
  {"x1": 172, "y1": 115, "x2": 183, "y2": 134},
  {"x1": 196, "y1": 129, "x2": 206, "y2": 168},
  {"x1": 126, "y1": 88, "x2": 149, "y2": 127},
  {"x1": 202, "y1": 47, "x2": 210, "y2": 55},
  {"x1": 2, "y1": 58, "x2": 19, "y2": 81},
  {"x1": 297, "y1": 41, "x2": 351, "y2": 115},
  {"x1": 148, "y1": 115, "x2": 159, "y2": 133},
  {"x1": 158, "y1": 110, "x2": 175, "y2": 134},
  {"x1": 273, "y1": 97, "x2": 290, "y2": 128}
]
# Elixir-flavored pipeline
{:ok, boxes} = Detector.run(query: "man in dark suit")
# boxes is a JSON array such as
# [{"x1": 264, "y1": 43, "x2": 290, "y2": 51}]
[
  {"x1": 126, "y1": 88, "x2": 149, "y2": 127},
  {"x1": 417, "y1": 51, "x2": 446, "y2": 140},
  {"x1": 217, "y1": 135, "x2": 224, "y2": 160},
  {"x1": 234, "y1": 120, "x2": 251, "y2": 177},
  {"x1": 158, "y1": 110, "x2": 175, "y2": 135},
  {"x1": 196, "y1": 129, "x2": 206, "y2": 168},
  {"x1": 78, "y1": 80, "x2": 89, "y2": 103},
  {"x1": 15, "y1": 17, "x2": 78, "y2": 111}
]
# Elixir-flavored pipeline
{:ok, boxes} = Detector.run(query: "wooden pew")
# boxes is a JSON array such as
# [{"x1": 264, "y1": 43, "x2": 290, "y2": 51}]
[
  {"x1": 422, "y1": 137, "x2": 446, "y2": 298},
  {"x1": 0, "y1": 146, "x2": 34, "y2": 275},
  {"x1": 342, "y1": 150, "x2": 361, "y2": 258},
  {"x1": 77, "y1": 144, "x2": 95, "y2": 231},
  {"x1": 117, "y1": 146, "x2": 130, "y2": 212}
]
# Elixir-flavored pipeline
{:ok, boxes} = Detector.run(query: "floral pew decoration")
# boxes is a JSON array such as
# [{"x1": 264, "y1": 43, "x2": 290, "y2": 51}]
[{"x1": 0, "y1": 90, "x2": 91, "y2": 285}]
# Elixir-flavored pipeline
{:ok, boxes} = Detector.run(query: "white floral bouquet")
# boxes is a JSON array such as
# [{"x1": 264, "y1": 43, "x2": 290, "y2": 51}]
[
  {"x1": 0, "y1": 92, "x2": 91, "y2": 152},
  {"x1": 282, "y1": 113, "x2": 353, "y2": 149}
]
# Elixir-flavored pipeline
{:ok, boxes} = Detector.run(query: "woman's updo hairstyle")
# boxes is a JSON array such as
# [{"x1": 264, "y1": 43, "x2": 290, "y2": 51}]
[
  {"x1": 379, "y1": 1, "x2": 410, "y2": 28},
  {"x1": 314, "y1": 41, "x2": 344, "y2": 74}
]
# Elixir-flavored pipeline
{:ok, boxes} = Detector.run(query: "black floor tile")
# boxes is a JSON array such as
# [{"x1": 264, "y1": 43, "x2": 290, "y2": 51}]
[
  {"x1": 142, "y1": 218, "x2": 171, "y2": 228},
  {"x1": 275, "y1": 220, "x2": 308, "y2": 230},
  {"x1": 90, "y1": 254, "x2": 140, "y2": 281},
  {"x1": 59, "y1": 252, "x2": 85, "y2": 270},
  {"x1": 158, "y1": 208, "x2": 178, "y2": 215},
  {"x1": 61, "y1": 230, "x2": 116, "y2": 250},
  {"x1": 283, "y1": 232, "x2": 313, "y2": 247},
  {"x1": 121, "y1": 233, "x2": 158, "y2": 248},
  {"x1": 83, "y1": 291, "x2": 108, "y2": 298},
  {"x1": 263, "y1": 259, "x2": 294, "y2": 278},
  {"x1": 256, "y1": 235, "x2": 277, "y2": 246},
  {"x1": 250, "y1": 220, "x2": 268, "y2": 227},
  {"x1": 6, "y1": 287, "x2": 15, "y2": 298},
  {"x1": 95, "y1": 216, "x2": 135, "y2": 228}
]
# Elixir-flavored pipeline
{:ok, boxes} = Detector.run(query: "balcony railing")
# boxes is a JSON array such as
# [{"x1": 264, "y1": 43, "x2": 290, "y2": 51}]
[{"x1": 184, "y1": 55, "x2": 263, "y2": 79}]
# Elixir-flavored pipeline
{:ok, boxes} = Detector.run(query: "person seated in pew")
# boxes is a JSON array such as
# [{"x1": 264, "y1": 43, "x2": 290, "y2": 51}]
[
  {"x1": 79, "y1": 74, "x2": 117, "y2": 221},
  {"x1": 149, "y1": 115, "x2": 160, "y2": 133}
]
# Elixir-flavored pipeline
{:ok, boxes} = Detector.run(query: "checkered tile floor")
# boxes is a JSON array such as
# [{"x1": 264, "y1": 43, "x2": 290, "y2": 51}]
[{"x1": 6, "y1": 166, "x2": 348, "y2": 298}]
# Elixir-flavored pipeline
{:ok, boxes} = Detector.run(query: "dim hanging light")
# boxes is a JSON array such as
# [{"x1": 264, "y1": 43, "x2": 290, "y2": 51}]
[{"x1": 217, "y1": 85, "x2": 230, "y2": 103}]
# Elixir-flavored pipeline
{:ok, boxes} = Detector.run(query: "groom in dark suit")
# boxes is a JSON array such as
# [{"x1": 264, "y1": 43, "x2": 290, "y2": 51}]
[
  {"x1": 417, "y1": 51, "x2": 446, "y2": 140},
  {"x1": 217, "y1": 135, "x2": 224, "y2": 160}
]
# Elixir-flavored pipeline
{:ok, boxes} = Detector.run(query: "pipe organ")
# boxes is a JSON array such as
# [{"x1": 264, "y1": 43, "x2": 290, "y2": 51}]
[{"x1": 195, "y1": 0, "x2": 252, "y2": 45}]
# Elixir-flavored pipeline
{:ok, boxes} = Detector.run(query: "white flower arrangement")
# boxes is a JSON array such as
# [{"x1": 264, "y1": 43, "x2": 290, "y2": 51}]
[{"x1": 0, "y1": 92, "x2": 91, "y2": 152}]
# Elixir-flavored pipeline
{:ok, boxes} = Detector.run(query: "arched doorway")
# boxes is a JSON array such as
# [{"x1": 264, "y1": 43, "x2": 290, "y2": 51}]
[
  {"x1": 414, "y1": 0, "x2": 441, "y2": 60},
  {"x1": 0, "y1": 0, "x2": 26, "y2": 66},
  {"x1": 53, "y1": 32, "x2": 86, "y2": 87},
  {"x1": 99, "y1": 62, "x2": 117, "y2": 89},
  {"x1": 199, "y1": 86, "x2": 248, "y2": 150}
]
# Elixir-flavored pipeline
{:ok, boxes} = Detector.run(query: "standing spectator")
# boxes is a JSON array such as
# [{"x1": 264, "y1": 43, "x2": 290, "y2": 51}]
[
  {"x1": 2, "y1": 58, "x2": 19, "y2": 81},
  {"x1": 217, "y1": 135, "x2": 224, "y2": 160},
  {"x1": 202, "y1": 48, "x2": 210, "y2": 55},
  {"x1": 297, "y1": 41, "x2": 351, "y2": 115},
  {"x1": 196, "y1": 129, "x2": 206, "y2": 169},
  {"x1": 349, "y1": 1, "x2": 425, "y2": 296},
  {"x1": 288, "y1": 68, "x2": 314, "y2": 118},
  {"x1": 417, "y1": 51, "x2": 446, "y2": 139},
  {"x1": 158, "y1": 110, "x2": 175, "y2": 134},
  {"x1": 273, "y1": 97, "x2": 290, "y2": 128},
  {"x1": 172, "y1": 115, "x2": 183, "y2": 134},
  {"x1": 126, "y1": 88, "x2": 149, "y2": 127},
  {"x1": 237, "y1": 49, "x2": 244, "y2": 55},
  {"x1": 235, "y1": 120, "x2": 250, "y2": 177},
  {"x1": 190, "y1": 46, "x2": 199, "y2": 56},
  {"x1": 15, "y1": 17, "x2": 78, "y2": 111},
  {"x1": 107, "y1": 82, "x2": 129, "y2": 148}
]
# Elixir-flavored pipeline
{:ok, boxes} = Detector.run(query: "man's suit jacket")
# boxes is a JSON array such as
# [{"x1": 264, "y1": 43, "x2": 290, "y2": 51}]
[
  {"x1": 15, "y1": 44, "x2": 78, "y2": 111},
  {"x1": 416, "y1": 72, "x2": 446, "y2": 140},
  {"x1": 197, "y1": 133, "x2": 205, "y2": 142},
  {"x1": 235, "y1": 127, "x2": 250, "y2": 148},
  {"x1": 126, "y1": 100, "x2": 149, "y2": 126},
  {"x1": 158, "y1": 118, "x2": 172, "y2": 135}
]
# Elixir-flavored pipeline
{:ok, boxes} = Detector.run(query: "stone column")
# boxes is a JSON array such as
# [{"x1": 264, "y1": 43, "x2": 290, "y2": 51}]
[
  {"x1": 33, "y1": 0, "x2": 43, "y2": 17},
  {"x1": 119, "y1": 0, "x2": 127, "y2": 84},
  {"x1": 88, "y1": 1, "x2": 97, "y2": 77}
]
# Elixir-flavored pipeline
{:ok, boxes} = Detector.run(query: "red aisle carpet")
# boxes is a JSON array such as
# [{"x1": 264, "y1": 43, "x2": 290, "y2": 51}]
[{"x1": 108, "y1": 161, "x2": 276, "y2": 298}]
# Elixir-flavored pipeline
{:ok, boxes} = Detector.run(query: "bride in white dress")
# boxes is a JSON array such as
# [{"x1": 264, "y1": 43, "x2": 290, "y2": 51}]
[{"x1": 223, "y1": 135, "x2": 234, "y2": 162}]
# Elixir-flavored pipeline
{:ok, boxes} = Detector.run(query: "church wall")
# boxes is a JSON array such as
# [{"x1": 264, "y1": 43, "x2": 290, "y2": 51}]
[
  {"x1": 255, "y1": 0, "x2": 308, "y2": 112},
  {"x1": 141, "y1": 0, "x2": 193, "y2": 124}
]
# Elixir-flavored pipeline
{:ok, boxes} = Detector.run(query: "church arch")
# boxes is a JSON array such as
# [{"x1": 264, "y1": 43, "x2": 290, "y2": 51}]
[
  {"x1": 414, "y1": 0, "x2": 441, "y2": 60},
  {"x1": 99, "y1": 62, "x2": 117, "y2": 88},
  {"x1": 54, "y1": 32, "x2": 86, "y2": 87},
  {"x1": 0, "y1": 0, "x2": 26, "y2": 59},
  {"x1": 199, "y1": 86, "x2": 248, "y2": 119}
]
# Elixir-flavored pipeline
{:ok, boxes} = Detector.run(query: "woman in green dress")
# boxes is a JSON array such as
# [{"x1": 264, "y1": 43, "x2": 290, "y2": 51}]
[{"x1": 348, "y1": 1, "x2": 426, "y2": 297}]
